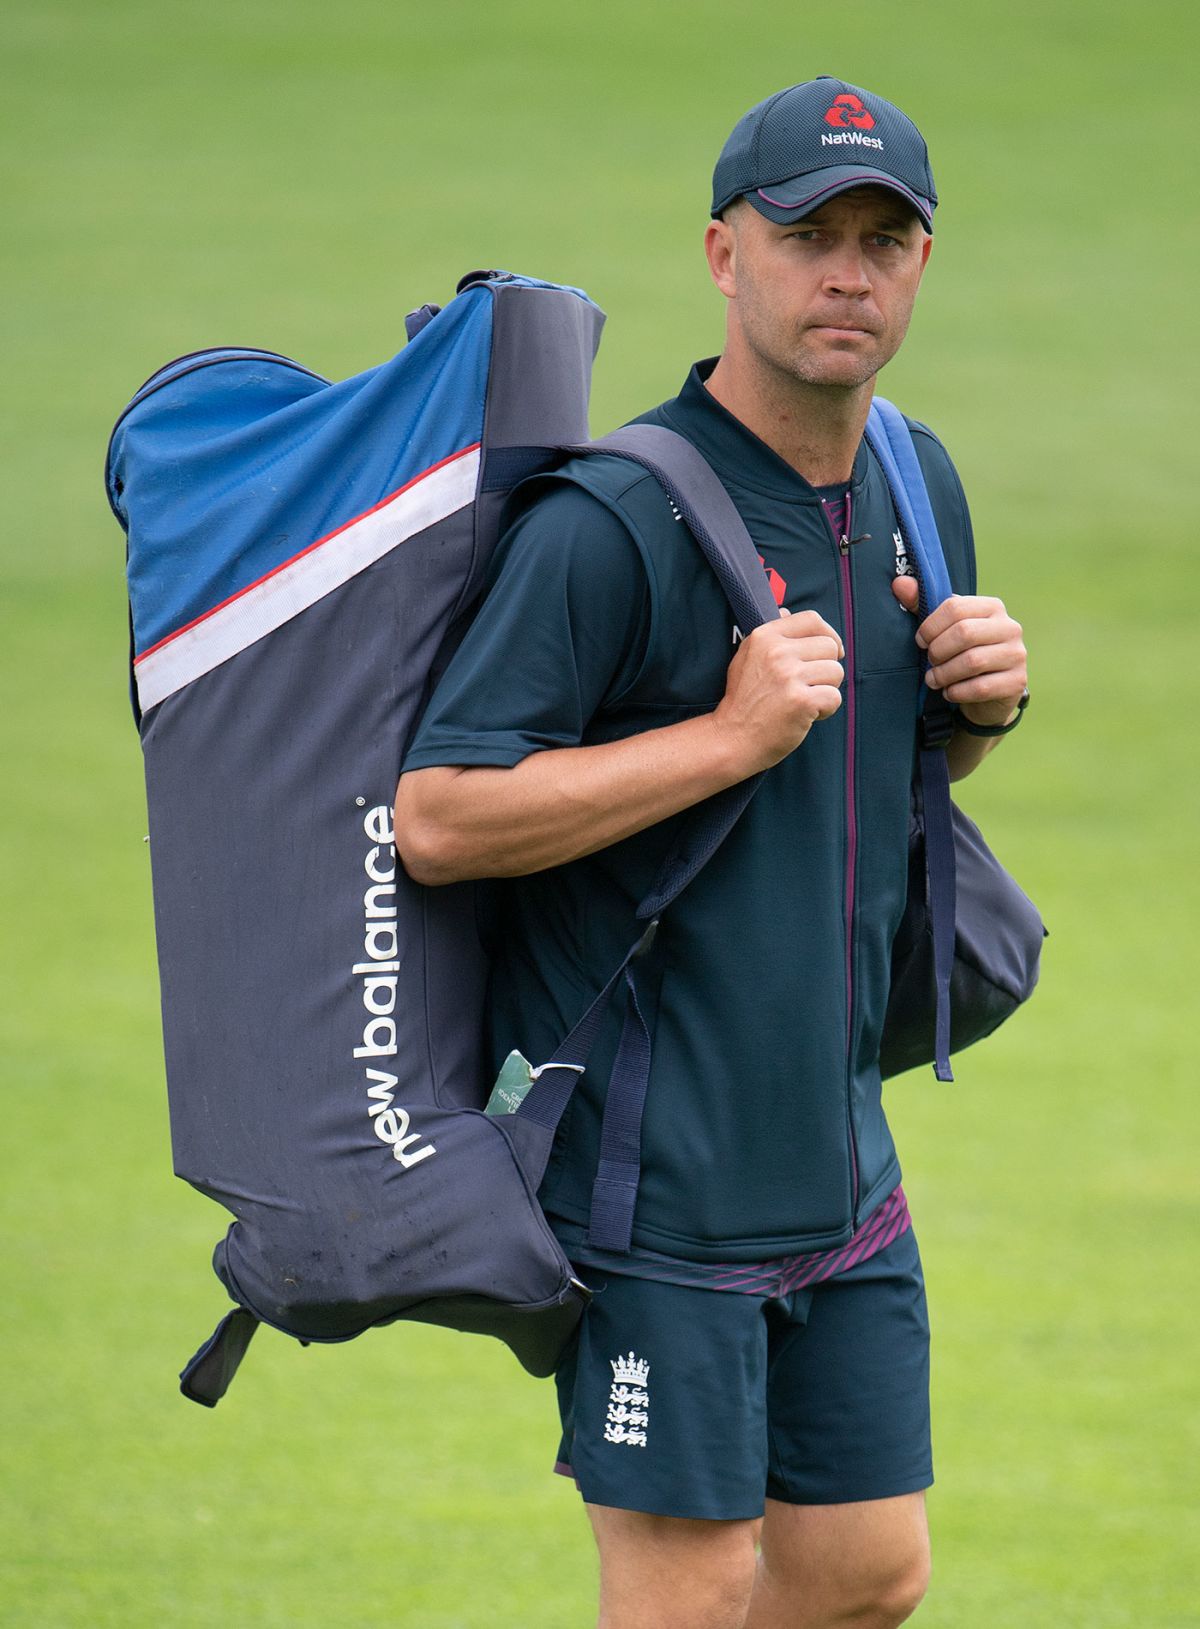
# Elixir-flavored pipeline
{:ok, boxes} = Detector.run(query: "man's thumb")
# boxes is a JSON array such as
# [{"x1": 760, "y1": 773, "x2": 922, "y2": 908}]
[{"x1": 891, "y1": 573, "x2": 920, "y2": 614}]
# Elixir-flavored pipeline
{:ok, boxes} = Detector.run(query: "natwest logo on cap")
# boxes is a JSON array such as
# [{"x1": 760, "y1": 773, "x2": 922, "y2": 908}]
[{"x1": 824, "y1": 93, "x2": 875, "y2": 131}]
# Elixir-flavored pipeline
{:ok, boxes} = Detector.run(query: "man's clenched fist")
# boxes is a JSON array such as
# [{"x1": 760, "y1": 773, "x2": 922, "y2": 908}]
[
  {"x1": 892, "y1": 578, "x2": 1027, "y2": 729},
  {"x1": 712, "y1": 610, "x2": 845, "y2": 774}
]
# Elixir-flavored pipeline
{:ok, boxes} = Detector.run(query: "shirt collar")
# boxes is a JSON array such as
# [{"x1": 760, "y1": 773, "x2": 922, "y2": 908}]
[{"x1": 654, "y1": 359, "x2": 871, "y2": 501}]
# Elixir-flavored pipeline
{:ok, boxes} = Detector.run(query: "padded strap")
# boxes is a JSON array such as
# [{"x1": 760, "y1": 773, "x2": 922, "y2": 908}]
[
  {"x1": 572, "y1": 426, "x2": 781, "y2": 916},
  {"x1": 515, "y1": 425, "x2": 785, "y2": 1247},
  {"x1": 865, "y1": 399, "x2": 954, "y2": 611},
  {"x1": 865, "y1": 398, "x2": 957, "y2": 1081},
  {"x1": 569, "y1": 426, "x2": 782, "y2": 632}
]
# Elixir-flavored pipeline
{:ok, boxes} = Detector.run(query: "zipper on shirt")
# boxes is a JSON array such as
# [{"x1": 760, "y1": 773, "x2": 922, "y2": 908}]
[{"x1": 822, "y1": 495, "x2": 862, "y2": 1228}]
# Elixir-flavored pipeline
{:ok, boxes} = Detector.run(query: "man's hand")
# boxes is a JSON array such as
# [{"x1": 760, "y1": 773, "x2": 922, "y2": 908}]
[
  {"x1": 892, "y1": 577, "x2": 1026, "y2": 728},
  {"x1": 712, "y1": 610, "x2": 845, "y2": 773}
]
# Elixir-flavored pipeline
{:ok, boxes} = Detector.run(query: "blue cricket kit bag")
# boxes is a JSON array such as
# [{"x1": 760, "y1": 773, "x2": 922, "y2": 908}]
[{"x1": 106, "y1": 272, "x2": 609, "y2": 1404}]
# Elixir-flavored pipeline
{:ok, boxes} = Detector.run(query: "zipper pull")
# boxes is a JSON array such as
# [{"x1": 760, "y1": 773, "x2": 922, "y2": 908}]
[{"x1": 840, "y1": 532, "x2": 872, "y2": 554}]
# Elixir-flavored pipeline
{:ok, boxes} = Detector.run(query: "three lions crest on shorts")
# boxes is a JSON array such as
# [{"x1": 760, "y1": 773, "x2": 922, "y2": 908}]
[{"x1": 605, "y1": 1352, "x2": 650, "y2": 1447}]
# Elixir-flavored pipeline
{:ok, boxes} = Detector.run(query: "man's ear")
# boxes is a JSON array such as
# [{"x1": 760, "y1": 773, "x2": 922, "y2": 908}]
[{"x1": 704, "y1": 217, "x2": 737, "y2": 298}]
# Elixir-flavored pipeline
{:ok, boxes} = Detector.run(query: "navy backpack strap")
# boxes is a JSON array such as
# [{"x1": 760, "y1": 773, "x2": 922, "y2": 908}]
[
  {"x1": 566, "y1": 425, "x2": 782, "y2": 916},
  {"x1": 865, "y1": 398, "x2": 956, "y2": 1082},
  {"x1": 573, "y1": 425, "x2": 782, "y2": 633},
  {"x1": 514, "y1": 425, "x2": 782, "y2": 1249}
]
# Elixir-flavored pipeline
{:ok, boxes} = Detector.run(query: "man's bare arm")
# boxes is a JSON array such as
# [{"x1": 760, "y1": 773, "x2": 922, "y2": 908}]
[{"x1": 395, "y1": 611, "x2": 844, "y2": 885}]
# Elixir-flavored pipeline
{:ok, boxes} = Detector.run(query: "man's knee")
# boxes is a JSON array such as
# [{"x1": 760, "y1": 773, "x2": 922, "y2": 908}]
[
  {"x1": 758, "y1": 1543, "x2": 928, "y2": 1629},
  {"x1": 867, "y1": 1536, "x2": 931, "y2": 1627},
  {"x1": 588, "y1": 1504, "x2": 759, "y2": 1629},
  {"x1": 756, "y1": 1493, "x2": 930, "y2": 1628}
]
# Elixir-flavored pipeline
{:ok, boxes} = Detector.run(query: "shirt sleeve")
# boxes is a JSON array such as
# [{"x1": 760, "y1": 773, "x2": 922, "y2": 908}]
[{"x1": 402, "y1": 477, "x2": 653, "y2": 771}]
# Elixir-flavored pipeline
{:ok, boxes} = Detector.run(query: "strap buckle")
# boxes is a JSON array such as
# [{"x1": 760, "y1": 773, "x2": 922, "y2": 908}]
[{"x1": 918, "y1": 694, "x2": 955, "y2": 751}]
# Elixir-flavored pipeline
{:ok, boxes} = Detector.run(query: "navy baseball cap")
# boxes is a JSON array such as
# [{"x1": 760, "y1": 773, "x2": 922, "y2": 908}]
[{"x1": 711, "y1": 77, "x2": 937, "y2": 232}]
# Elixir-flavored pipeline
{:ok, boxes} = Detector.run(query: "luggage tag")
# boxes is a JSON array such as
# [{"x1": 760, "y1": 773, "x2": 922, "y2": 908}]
[{"x1": 485, "y1": 1050, "x2": 584, "y2": 1115}]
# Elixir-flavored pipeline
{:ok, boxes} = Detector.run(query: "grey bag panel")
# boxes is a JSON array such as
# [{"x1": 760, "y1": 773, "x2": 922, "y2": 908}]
[
  {"x1": 426, "y1": 281, "x2": 605, "y2": 681},
  {"x1": 484, "y1": 282, "x2": 605, "y2": 450}
]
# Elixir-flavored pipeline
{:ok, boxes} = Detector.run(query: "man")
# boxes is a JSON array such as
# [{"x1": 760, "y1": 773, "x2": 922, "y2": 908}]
[{"x1": 396, "y1": 77, "x2": 1028, "y2": 1629}]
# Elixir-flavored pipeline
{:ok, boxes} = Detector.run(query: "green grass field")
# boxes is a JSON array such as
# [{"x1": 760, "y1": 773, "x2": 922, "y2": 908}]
[{"x1": 3, "y1": 2, "x2": 1198, "y2": 1624}]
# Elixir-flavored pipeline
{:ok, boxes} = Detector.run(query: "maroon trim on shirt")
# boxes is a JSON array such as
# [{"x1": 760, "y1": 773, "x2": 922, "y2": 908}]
[{"x1": 562, "y1": 1185, "x2": 911, "y2": 1299}]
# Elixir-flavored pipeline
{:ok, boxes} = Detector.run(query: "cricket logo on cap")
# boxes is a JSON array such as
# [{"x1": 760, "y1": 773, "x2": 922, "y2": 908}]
[{"x1": 824, "y1": 93, "x2": 876, "y2": 131}]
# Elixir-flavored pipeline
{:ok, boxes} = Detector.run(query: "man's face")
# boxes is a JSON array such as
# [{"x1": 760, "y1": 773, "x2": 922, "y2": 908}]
[{"x1": 708, "y1": 187, "x2": 932, "y2": 392}]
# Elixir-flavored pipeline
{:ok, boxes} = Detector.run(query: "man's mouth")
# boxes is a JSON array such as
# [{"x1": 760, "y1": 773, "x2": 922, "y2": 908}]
[{"x1": 809, "y1": 322, "x2": 877, "y2": 338}]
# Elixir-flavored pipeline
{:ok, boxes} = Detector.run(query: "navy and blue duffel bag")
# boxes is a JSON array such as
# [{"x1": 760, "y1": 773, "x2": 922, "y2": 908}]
[{"x1": 107, "y1": 272, "x2": 615, "y2": 1402}]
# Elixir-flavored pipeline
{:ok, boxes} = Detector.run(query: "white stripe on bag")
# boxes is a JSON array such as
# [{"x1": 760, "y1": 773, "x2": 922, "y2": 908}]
[{"x1": 134, "y1": 444, "x2": 481, "y2": 712}]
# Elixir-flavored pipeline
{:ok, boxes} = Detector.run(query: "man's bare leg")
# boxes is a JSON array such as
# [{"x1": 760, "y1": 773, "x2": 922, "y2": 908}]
[
  {"x1": 743, "y1": 1493, "x2": 930, "y2": 1629},
  {"x1": 586, "y1": 1503, "x2": 761, "y2": 1629}
]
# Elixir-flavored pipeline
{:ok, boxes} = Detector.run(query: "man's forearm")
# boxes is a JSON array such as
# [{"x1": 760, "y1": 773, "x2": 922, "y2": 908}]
[
  {"x1": 395, "y1": 712, "x2": 749, "y2": 885},
  {"x1": 945, "y1": 694, "x2": 1026, "y2": 782},
  {"x1": 946, "y1": 723, "x2": 1004, "y2": 782}
]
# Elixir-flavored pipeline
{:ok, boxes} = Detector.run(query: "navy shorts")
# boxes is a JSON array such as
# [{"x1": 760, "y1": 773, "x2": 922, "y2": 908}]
[{"x1": 553, "y1": 1224, "x2": 932, "y2": 1520}]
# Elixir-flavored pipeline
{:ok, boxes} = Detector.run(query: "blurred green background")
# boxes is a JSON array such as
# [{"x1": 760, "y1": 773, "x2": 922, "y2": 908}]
[{"x1": 3, "y1": 1, "x2": 1197, "y2": 1624}]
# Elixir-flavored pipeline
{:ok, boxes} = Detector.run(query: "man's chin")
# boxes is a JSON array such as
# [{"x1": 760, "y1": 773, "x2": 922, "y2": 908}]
[{"x1": 790, "y1": 356, "x2": 881, "y2": 391}]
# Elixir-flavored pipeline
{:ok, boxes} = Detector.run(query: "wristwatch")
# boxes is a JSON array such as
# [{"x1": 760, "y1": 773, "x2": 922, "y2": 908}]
[{"x1": 955, "y1": 688, "x2": 1030, "y2": 737}]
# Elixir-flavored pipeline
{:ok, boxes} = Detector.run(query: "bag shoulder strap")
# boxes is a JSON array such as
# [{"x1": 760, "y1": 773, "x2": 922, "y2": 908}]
[
  {"x1": 864, "y1": 398, "x2": 953, "y2": 609},
  {"x1": 559, "y1": 424, "x2": 784, "y2": 917},
  {"x1": 865, "y1": 397, "x2": 957, "y2": 1082},
  {"x1": 570, "y1": 425, "x2": 782, "y2": 631},
  {"x1": 512, "y1": 425, "x2": 782, "y2": 1251}
]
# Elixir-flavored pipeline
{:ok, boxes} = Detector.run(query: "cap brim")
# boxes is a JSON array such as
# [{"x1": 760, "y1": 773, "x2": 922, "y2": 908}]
[{"x1": 748, "y1": 168, "x2": 934, "y2": 231}]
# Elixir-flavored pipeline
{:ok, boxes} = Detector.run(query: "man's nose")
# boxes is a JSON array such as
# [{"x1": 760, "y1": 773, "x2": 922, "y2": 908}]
[{"x1": 823, "y1": 247, "x2": 872, "y2": 298}]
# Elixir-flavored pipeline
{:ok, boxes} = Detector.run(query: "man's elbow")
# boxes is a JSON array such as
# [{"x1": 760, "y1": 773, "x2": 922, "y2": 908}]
[
  {"x1": 393, "y1": 824, "x2": 464, "y2": 887},
  {"x1": 393, "y1": 772, "x2": 472, "y2": 887}
]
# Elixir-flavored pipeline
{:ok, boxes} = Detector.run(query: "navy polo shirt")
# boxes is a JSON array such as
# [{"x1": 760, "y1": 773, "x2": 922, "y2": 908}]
[{"x1": 404, "y1": 362, "x2": 975, "y2": 1260}]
